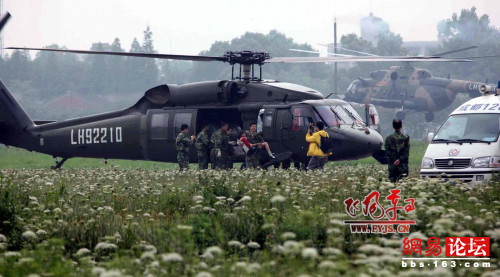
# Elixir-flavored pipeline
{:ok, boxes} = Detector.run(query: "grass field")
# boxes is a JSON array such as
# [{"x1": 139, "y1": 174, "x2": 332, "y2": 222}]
[
  {"x1": 0, "y1": 141, "x2": 429, "y2": 170},
  {"x1": 1, "y1": 141, "x2": 499, "y2": 276}
]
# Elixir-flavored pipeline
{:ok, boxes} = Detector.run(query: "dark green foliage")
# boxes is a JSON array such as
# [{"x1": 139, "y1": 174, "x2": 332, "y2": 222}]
[{"x1": 0, "y1": 181, "x2": 23, "y2": 250}]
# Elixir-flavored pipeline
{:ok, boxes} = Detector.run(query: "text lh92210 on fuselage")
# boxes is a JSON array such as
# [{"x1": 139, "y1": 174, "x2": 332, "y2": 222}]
[{"x1": 70, "y1": 127, "x2": 123, "y2": 145}]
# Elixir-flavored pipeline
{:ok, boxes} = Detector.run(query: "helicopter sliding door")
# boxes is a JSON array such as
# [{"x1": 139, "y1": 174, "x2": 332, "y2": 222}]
[{"x1": 146, "y1": 109, "x2": 197, "y2": 162}]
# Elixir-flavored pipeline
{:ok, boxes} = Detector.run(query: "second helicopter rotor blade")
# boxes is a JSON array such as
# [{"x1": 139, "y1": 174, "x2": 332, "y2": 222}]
[
  {"x1": 266, "y1": 56, "x2": 472, "y2": 63},
  {"x1": 5, "y1": 47, "x2": 226, "y2": 62},
  {"x1": 432, "y1": 46, "x2": 478, "y2": 56}
]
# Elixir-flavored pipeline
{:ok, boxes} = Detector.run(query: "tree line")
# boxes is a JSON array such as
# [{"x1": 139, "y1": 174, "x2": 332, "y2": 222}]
[{"x1": 0, "y1": 7, "x2": 498, "y2": 138}]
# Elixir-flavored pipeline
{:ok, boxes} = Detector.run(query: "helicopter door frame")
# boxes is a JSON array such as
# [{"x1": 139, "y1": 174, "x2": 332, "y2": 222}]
[
  {"x1": 275, "y1": 108, "x2": 292, "y2": 142},
  {"x1": 171, "y1": 109, "x2": 198, "y2": 162},
  {"x1": 145, "y1": 109, "x2": 172, "y2": 162},
  {"x1": 145, "y1": 109, "x2": 197, "y2": 162}
]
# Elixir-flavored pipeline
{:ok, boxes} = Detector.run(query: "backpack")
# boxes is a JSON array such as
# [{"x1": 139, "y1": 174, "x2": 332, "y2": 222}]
[{"x1": 320, "y1": 135, "x2": 334, "y2": 153}]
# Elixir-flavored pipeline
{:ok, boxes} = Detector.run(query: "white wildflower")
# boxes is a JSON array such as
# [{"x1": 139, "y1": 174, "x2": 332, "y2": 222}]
[
  {"x1": 162, "y1": 253, "x2": 184, "y2": 263},
  {"x1": 228, "y1": 240, "x2": 244, "y2": 249},
  {"x1": 22, "y1": 230, "x2": 37, "y2": 240},
  {"x1": 301, "y1": 247, "x2": 318, "y2": 259},
  {"x1": 270, "y1": 195, "x2": 286, "y2": 203},
  {"x1": 201, "y1": 251, "x2": 214, "y2": 260},
  {"x1": 238, "y1": 196, "x2": 252, "y2": 203},
  {"x1": 247, "y1": 241, "x2": 260, "y2": 249},
  {"x1": 281, "y1": 232, "x2": 296, "y2": 240},
  {"x1": 4, "y1": 251, "x2": 21, "y2": 258},
  {"x1": 75, "y1": 248, "x2": 91, "y2": 257},
  {"x1": 195, "y1": 272, "x2": 212, "y2": 277},
  {"x1": 319, "y1": 260, "x2": 336, "y2": 269},
  {"x1": 205, "y1": 246, "x2": 223, "y2": 256},
  {"x1": 140, "y1": 251, "x2": 156, "y2": 262}
]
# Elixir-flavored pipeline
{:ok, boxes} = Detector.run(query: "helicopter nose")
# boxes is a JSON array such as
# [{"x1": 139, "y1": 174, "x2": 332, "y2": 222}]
[{"x1": 326, "y1": 126, "x2": 384, "y2": 160}]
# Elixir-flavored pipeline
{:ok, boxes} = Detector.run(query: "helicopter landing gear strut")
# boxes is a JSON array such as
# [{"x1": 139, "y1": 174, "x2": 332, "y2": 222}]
[
  {"x1": 51, "y1": 156, "x2": 68, "y2": 170},
  {"x1": 425, "y1": 112, "x2": 435, "y2": 122}
]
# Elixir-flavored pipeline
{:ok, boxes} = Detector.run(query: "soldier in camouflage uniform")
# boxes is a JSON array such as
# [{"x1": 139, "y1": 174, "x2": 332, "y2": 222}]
[
  {"x1": 176, "y1": 124, "x2": 196, "y2": 171},
  {"x1": 385, "y1": 119, "x2": 410, "y2": 182},
  {"x1": 225, "y1": 127, "x2": 235, "y2": 169},
  {"x1": 196, "y1": 124, "x2": 211, "y2": 170},
  {"x1": 210, "y1": 122, "x2": 229, "y2": 170}
]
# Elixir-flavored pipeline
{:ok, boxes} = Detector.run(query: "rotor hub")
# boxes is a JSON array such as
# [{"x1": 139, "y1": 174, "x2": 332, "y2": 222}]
[{"x1": 223, "y1": 51, "x2": 270, "y2": 65}]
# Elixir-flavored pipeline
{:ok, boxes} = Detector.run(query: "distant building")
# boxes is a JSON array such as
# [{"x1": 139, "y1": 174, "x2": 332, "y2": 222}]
[
  {"x1": 360, "y1": 13, "x2": 390, "y2": 46},
  {"x1": 48, "y1": 94, "x2": 92, "y2": 110}
]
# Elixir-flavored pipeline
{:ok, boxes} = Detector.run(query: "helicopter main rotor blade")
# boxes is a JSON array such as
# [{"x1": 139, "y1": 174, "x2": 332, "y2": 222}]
[
  {"x1": 266, "y1": 56, "x2": 472, "y2": 63},
  {"x1": 317, "y1": 43, "x2": 378, "y2": 56},
  {"x1": 5, "y1": 47, "x2": 226, "y2": 62},
  {"x1": 432, "y1": 46, "x2": 477, "y2": 56},
  {"x1": 289, "y1": 48, "x2": 353, "y2": 57},
  {"x1": 0, "y1": 12, "x2": 11, "y2": 33}
]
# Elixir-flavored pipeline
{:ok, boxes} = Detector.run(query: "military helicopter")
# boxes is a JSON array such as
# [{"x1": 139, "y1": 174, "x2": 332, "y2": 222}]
[
  {"x1": 292, "y1": 46, "x2": 490, "y2": 122},
  {"x1": 341, "y1": 46, "x2": 497, "y2": 122},
  {"x1": 0, "y1": 12, "x2": 471, "y2": 169}
]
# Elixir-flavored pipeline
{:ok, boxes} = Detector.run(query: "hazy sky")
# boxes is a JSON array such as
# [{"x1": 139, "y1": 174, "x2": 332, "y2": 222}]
[{"x1": 3, "y1": 0, "x2": 500, "y2": 55}]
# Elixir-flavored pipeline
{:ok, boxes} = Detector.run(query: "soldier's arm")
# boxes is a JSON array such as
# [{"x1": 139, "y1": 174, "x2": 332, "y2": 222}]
[
  {"x1": 400, "y1": 136, "x2": 410, "y2": 162},
  {"x1": 384, "y1": 137, "x2": 397, "y2": 161},
  {"x1": 182, "y1": 135, "x2": 193, "y2": 146},
  {"x1": 203, "y1": 134, "x2": 211, "y2": 148}
]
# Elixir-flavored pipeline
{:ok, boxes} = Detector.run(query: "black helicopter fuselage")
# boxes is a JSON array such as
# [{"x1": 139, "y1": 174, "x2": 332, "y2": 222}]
[{"x1": 1, "y1": 79, "x2": 384, "y2": 165}]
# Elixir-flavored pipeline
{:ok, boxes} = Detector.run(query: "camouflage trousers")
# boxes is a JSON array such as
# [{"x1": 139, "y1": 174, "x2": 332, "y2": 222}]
[
  {"x1": 177, "y1": 152, "x2": 189, "y2": 171},
  {"x1": 388, "y1": 163, "x2": 408, "y2": 182},
  {"x1": 210, "y1": 149, "x2": 227, "y2": 170},
  {"x1": 245, "y1": 153, "x2": 260, "y2": 169},
  {"x1": 197, "y1": 151, "x2": 210, "y2": 170}
]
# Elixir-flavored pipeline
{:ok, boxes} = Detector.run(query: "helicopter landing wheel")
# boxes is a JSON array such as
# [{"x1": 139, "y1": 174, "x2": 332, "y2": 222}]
[
  {"x1": 396, "y1": 110, "x2": 406, "y2": 120},
  {"x1": 425, "y1": 112, "x2": 435, "y2": 122},
  {"x1": 51, "y1": 157, "x2": 69, "y2": 170}
]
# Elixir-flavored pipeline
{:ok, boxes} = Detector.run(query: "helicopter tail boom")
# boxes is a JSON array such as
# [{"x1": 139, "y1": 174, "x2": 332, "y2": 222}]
[{"x1": 0, "y1": 79, "x2": 34, "y2": 146}]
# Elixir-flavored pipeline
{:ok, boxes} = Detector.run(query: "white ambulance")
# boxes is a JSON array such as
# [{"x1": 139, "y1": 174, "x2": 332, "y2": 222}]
[{"x1": 420, "y1": 84, "x2": 500, "y2": 185}]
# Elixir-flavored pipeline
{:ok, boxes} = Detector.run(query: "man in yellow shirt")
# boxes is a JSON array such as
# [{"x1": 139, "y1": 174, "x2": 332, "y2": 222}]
[{"x1": 305, "y1": 121, "x2": 331, "y2": 170}]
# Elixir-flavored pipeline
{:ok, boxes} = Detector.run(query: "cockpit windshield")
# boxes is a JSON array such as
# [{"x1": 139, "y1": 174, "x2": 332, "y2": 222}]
[{"x1": 314, "y1": 105, "x2": 364, "y2": 127}]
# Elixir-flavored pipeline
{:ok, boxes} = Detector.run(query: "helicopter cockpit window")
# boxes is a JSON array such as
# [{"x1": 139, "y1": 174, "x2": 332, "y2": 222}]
[
  {"x1": 263, "y1": 112, "x2": 273, "y2": 127},
  {"x1": 314, "y1": 106, "x2": 343, "y2": 127},
  {"x1": 292, "y1": 107, "x2": 311, "y2": 131},
  {"x1": 314, "y1": 105, "x2": 364, "y2": 127},
  {"x1": 257, "y1": 109, "x2": 264, "y2": 133},
  {"x1": 150, "y1": 113, "x2": 169, "y2": 139}
]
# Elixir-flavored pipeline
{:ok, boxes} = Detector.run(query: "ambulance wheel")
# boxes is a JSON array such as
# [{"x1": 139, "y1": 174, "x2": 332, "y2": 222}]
[
  {"x1": 396, "y1": 110, "x2": 406, "y2": 120},
  {"x1": 425, "y1": 112, "x2": 434, "y2": 122}
]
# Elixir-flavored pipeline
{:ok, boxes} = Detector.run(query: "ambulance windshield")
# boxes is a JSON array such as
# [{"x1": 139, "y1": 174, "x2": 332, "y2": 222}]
[{"x1": 434, "y1": 114, "x2": 500, "y2": 143}]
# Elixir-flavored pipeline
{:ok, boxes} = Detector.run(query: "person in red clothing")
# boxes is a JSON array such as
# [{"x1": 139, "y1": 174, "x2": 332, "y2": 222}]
[
  {"x1": 237, "y1": 130, "x2": 258, "y2": 156},
  {"x1": 237, "y1": 130, "x2": 275, "y2": 168}
]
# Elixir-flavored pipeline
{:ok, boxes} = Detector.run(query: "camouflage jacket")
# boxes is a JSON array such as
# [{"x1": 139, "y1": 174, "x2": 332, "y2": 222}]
[
  {"x1": 176, "y1": 132, "x2": 193, "y2": 153},
  {"x1": 211, "y1": 129, "x2": 228, "y2": 151},
  {"x1": 247, "y1": 131, "x2": 264, "y2": 144},
  {"x1": 196, "y1": 130, "x2": 211, "y2": 152},
  {"x1": 384, "y1": 131, "x2": 410, "y2": 164}
]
